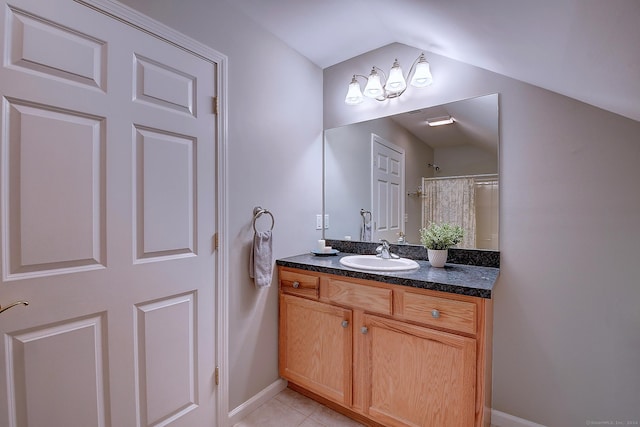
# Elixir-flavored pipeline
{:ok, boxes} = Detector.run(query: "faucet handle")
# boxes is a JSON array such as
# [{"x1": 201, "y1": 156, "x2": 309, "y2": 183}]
[{"x1": 377, "y1": 239, "x2": 392, "y2": 259}]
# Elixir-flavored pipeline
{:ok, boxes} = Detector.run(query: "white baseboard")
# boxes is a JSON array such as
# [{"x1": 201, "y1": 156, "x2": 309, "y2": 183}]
[
  {"x1": 492, "y1": 409, "x2": 547, "y2": 427},
  {"x1": 227, "y1": 378, "x2": 288, "y2": 426}
]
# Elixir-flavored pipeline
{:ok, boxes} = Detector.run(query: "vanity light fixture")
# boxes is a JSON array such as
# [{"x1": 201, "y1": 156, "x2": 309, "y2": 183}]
[
  {"x1": 426, "y1": 116, "x2": 455, "y2": 127},
  {"x1": 344, "y1": 53, "x2": 433, "y2": 105}
]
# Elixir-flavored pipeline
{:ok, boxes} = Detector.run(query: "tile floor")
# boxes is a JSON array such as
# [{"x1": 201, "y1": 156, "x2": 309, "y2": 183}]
[
  {"x1": 233, "y1": 387, "x2": 365, "y2": 427},
  {"x1": 233, "y1": 387, "x2": 500, "y2": 427}
]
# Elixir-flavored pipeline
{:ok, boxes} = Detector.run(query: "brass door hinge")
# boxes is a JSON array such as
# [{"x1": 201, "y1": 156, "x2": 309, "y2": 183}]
[
  {"x1": 213, "y1": 96, "x2": 219, "y2": 115},
  {"x1": 214, "y1": 233, "x2": 219, "y2": 251},
  {"x1": 215, "y1": 366, "x2": 220, "y2": 386}
]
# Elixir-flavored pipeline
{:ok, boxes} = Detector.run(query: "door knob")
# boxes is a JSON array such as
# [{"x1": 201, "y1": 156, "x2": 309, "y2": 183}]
[
  {"x1": 341, "y1": 320, "x2": 349, "y2": 328},
  {"x1": 361, "y1": 326, "x2": 368, "y2": 334},
  {"x1": 0, "y1": 301, "x2": 29, "y2": 314}
]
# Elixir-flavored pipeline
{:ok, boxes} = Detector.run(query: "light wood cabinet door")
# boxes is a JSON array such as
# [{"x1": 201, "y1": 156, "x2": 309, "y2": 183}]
[
  {"x1": 279, "y1": 294, "x2": 352, "y2": 406},
  {"x1": 361, "y1": 314, "x2": 477, "y2": 427}
]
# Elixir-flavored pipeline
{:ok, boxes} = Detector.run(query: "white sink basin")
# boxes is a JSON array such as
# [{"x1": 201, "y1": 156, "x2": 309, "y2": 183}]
[{"x1": 339, "y1": 255, "x2": 419, "y2": 272}]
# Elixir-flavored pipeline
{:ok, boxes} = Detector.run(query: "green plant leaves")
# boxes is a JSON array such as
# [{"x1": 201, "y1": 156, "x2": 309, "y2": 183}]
[{"x1": 419, "y1": 222, "x2": 464, "y2": 250}]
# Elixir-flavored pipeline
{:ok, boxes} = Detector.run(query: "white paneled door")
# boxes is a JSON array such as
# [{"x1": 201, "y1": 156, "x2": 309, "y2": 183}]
[
  {"x1": 371, "y1": 134, "x2": 404, "y2": 243},
  {"x1": 0, "y1": 1, "x2": 218, "y2": 426}
]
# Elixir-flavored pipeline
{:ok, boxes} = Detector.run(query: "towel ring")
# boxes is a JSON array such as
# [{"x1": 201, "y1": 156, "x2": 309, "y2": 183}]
[{"x1": 253, "y1": 206, "x2": 274, "y2": 233}]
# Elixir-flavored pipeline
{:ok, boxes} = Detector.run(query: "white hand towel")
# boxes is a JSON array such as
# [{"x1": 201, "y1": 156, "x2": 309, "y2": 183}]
[
  {"x1": 249, "y1": 230, "x2": 273, "y2": 288},
  {"x1": 360, "y1": 222, "x2": 372, "y2": 242}
]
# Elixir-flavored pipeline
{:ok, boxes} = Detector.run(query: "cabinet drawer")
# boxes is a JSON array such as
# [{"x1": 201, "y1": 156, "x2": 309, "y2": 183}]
[
  {"x1": 327, "y1": 279, "x2": 392, "y2": 315},
  {"x1": 280, "y1": 269, "x2": 319, "y2": 299},
  {"x1": 401, "y1": 291, "x2": 477, "y2": 334}
]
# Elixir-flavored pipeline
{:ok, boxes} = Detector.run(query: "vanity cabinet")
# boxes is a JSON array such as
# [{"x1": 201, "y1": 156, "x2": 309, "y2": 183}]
[{"x1": 278, "y1": 266, "x2": 493, "y2": 427}]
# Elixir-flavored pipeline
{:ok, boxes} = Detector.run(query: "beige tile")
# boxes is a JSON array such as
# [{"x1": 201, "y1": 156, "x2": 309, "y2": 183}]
[
  {"x1": 275, "y1": 388, "x2": 324, "y2": 417},
  {"x1": 233, "y1": 398, "x2": 307, "y2": 427},
  {"x1": 298, "y1": 418, "x2": 329, "y2": 427},
  {"x1": 308, "y1": 404, "x2": 365, "y2": 427}
]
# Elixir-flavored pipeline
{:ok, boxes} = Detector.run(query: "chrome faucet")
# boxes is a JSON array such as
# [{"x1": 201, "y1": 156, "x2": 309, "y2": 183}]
[{"x1": 376, "y1": 239, "x2": 399, "y2": 259}]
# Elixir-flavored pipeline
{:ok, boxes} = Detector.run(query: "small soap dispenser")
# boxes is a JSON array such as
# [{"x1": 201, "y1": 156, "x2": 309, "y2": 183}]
[{"x1": 397, "y1": 232, "x2": 406, "y2": 244}]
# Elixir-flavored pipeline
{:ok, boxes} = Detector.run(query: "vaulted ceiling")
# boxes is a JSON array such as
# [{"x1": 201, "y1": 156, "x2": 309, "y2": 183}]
[{"x1": 227, "y1": 0, "x2": 640, "y2": 122}]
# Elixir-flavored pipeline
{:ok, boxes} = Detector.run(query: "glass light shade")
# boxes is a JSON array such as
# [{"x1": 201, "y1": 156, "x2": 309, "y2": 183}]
[
  {"x1": 363, "y1": 68, "x2": 384, "y2": 98},
  {"x1": 410, "y1": 55, "x2": 433, "y2": 87},
  {"x1": 385, "y1": 59, "x2": 406, "y2": 93},
  {"x1": 344, "y1": 76, "x2": 364, "y2": 105}
]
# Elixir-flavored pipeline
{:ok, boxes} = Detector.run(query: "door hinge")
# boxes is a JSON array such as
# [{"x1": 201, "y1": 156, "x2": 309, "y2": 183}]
[
  {"x1": 213, "y1": 96, "x2": 219, "y2": 115},
  {"x1": 214, "y1": 232, "x2": 219, "y2": 251},
  {"x1": 215, "y1": 366, "x2": 220, "y2": 386}
]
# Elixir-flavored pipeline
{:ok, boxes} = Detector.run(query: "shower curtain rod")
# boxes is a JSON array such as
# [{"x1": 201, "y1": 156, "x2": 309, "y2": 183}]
[{"x1": 423, "y1": 173, "x2": 498, "y2": 181}]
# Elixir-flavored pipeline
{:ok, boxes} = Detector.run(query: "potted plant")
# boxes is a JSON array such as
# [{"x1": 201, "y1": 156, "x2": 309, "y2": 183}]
[{"x1": 419, "y1": 222, "x2": 464, "y2": 267}]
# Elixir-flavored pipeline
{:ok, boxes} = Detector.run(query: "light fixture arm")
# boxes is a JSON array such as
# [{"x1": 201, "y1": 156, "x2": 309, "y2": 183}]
[{"x1": 352, "y1": 74, "x2": 369, "y2": 83}]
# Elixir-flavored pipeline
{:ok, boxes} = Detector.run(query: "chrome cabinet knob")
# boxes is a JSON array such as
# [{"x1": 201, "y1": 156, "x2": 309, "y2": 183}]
[
  {"x1": 292, "y1": 281, "x2": 300, "y2": 289},
  {"x1": 431, "y1": 309, "x2": 440, "y2": 319},
  {"x1": 361, "y1": 326, "x2": 369, "y2": 334},
  {"x1": 341, "y1": 320, "x2": 349, "y2": 328}
]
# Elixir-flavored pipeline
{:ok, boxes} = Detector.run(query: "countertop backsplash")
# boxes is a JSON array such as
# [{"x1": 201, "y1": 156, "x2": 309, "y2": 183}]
[{"x1": 326, "y1": 239, "x2": 500, "y2": 268}]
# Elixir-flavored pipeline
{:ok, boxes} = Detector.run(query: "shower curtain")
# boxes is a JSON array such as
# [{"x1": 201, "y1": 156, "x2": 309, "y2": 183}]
[{"x1": 422, "y1": 177, "x2": 476, "y2": 249}]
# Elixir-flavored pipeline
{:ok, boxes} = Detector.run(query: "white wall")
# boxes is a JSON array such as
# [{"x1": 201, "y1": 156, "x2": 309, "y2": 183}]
[
  {"x1": 118, "y1": 0, "x2": 323, "y2": 411},
  {"x1": 325, "y1": 43, "x2": 640, "y2": 426},
  {"x1": 434, "y1": 143, "x2": 498, "y2": 177}
]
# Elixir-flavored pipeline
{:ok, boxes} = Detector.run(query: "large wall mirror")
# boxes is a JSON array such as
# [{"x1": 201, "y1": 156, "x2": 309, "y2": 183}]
[{"x1": 324, "y1": 93, "x2": 499, "y2": 250}]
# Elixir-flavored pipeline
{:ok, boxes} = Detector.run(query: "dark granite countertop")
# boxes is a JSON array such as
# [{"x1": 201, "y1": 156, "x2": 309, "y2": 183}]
[{"x1": 276, "y1": 252, "x2": 499, "y2": 299}]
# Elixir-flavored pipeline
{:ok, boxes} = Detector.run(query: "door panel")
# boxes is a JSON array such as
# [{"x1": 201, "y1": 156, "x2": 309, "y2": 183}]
[
  {"x1": 134, "y1": 55, "x2": 196, "y2": 116},
  {"x1": 135, "y1": 292, "x2": 197, "y2": 426},
  {"x1": 0, "y1": 1, "x2": 217, "y2": 426},
  {"x1": 6, "y1": 6, "x2": 107, "y2": 90},
  {"x1": 3, "y1": 99, "x2": 106, "y2": 279},
  {"x1": 134, "y1": 126, "x2": 196, "y2": 260},
  {"x1": 6, "y1": 313, "x2": 109, "y2": 427}
]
